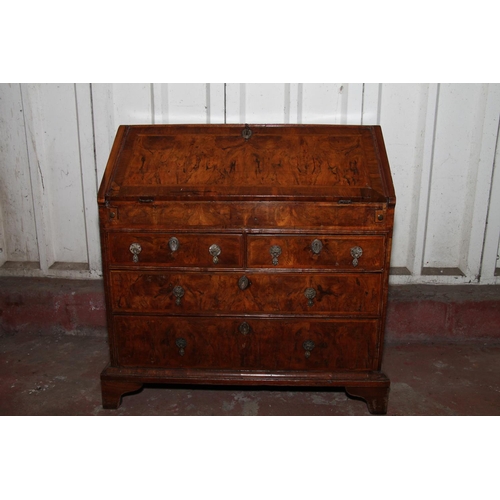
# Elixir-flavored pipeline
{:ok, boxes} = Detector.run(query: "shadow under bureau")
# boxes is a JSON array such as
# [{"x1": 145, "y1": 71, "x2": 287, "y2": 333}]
[{"x1": 98, "y1": 124, "x2": 396, "y2": 414}]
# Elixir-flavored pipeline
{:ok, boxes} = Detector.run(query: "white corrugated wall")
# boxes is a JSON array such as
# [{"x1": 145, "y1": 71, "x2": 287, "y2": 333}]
[{"x1": 0, "y1": 83, "x2": 499, "y2": 284}]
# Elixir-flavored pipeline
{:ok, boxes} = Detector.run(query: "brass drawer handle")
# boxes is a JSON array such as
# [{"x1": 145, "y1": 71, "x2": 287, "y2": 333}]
[
  {"x1": 176, "y1": 338, "x2": 187, "y2": 356},
  {"x1": 270, "y1": 245, "x2": 282, "y2": 266},
  {"x1": 209, "y1": 244, "x2": 221, "y2": 264},
  {"x1": 168, "y1": 237, "x2": 179, "y2": 252},
  {"x1": 311, "y1": 239, "x2": 323, "y2": 255},
  {"x1": 304, "y1": 287, "x2": 317, "y2": 307},
  {"x1": 172, "y1": 285, "x2": 185, "y2": 306},
  {"x1": 129, "y1": 243, "x2": 142, "y2": 263},
  {"x1": 238, "y1": 322, "x2": 252, "y2": 335},
  {"x1": 351, "y1": 246, "x2": 363, "y2": 267},
  {"x1": 238, "y1": 275, "x2": 250, "y2": 290},
  {"x1": 303, "y1": 340, "x2": 315, "y2": 359}
]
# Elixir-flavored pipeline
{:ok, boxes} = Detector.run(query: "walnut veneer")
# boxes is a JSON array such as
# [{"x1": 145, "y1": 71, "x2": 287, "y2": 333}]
[{"x1": 98, "y1": 124, "x2": 396, "y2": 414}]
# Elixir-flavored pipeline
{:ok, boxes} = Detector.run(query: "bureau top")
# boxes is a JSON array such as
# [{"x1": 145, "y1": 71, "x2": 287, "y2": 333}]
[{"x1": 98, "y1": 124, "x2": 395, "y2": 205}]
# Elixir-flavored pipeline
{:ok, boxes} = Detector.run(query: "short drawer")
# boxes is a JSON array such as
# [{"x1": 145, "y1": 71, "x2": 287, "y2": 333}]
[
  {"x1": 247, "y1": 235, "x2": 385, "y2": 271},
  {"x1": 113, "y1": 315, "x2": 379, "y2": 371},
  {"x1": 107, "y1": 232, "x2": 243, "y2": 268},
  {"x1": 109, "y1": 271, "x2": 382, "y2": 315}
]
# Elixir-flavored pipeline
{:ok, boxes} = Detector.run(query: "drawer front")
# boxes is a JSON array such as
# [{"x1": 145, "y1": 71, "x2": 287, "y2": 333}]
[
  {"x1": 113, "y1": 316, "x2": 379, "y2": 371},
  {"x1": 110, "y1": 271, "x2": 382, "y2": 315},
  {"x1": 247, "y1": 235, "x2": 385, "y2": 270},
  {"x1": 101, "y1": 201, "x2": 389, "y2": 230},
  {"x1": 107, "y1": 233, "x2": 243, "y2": 268}
]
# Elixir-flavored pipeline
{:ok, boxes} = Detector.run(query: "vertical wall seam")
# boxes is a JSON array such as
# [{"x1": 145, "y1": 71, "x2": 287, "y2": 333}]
[
  {"x1": 224, "y1": 83, "x2": 227, "y2": 124},
  {"x1": 361, "y1": 83, "x2": 365, "y2": 125},
  {"x1": 478, "y1": 106, "x2": 500, "y2": 280},
  {"x1": 206, "y1": 83, "x2": 210, "y2": 124},
  {"x1": 19, "y1": 83, "x2": 41, "y2": 266},
  {"x1": 419, "y1": 83, "x2": 440, "y2": 273},
  {"x1": 297, "y1": 83, "x2": 303, "y2": 124},
  {"x1": 284, "y1": 83, "x2": 290, "y2": 124},
  {"x1": 89, "y1": 84, "x2": 99, "y2": 194},
  {"x1": 74, "y1": 83, "x2": 91, "y2": 268},
  {"x1": 239, "y1": 83, "x2": 246, "y2": 123},
  {"x1": 150, "y1": 83, "x2": 155, "y2": 124},
  {"x1": 377, "y1": 83, "x2": 383, "y2": 124}
]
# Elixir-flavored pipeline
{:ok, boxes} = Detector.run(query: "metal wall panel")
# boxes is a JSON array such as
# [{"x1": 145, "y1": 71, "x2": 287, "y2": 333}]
[{"x1": 0, "y1": 83, "x2": 499, "y2": 284}]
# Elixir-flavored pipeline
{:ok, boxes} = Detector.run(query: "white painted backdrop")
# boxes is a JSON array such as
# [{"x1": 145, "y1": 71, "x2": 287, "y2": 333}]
[{"x1": 0, "y1": 83, "x2": 499, "y2": 284}]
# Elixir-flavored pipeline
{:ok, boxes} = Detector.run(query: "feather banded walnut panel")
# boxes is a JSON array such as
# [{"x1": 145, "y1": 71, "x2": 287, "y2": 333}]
[{"x1": 98, "y1": 124, "x2": 396, "y2": 414}]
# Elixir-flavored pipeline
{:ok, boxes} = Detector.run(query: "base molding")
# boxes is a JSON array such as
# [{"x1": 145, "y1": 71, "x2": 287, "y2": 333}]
[{"x1": 100, "y1": 365, "x2": 390, "y2": 414}]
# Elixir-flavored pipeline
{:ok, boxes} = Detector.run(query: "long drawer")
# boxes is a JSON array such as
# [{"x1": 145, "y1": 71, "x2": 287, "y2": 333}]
[
  {"x1": 101, "y1": 201, "x2": 389, "y2": 231},
  {"x1": 113, "y1": 315, "x2": 380, "y2": 371},
  {"x1": 109, "y1": 271, "x2": 383, "y2": 315}
]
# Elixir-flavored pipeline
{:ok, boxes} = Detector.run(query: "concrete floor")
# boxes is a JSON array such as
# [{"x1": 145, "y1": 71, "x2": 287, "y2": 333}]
[{"x1": 1, "y1": 331, "x2": 499, "y2": 415}]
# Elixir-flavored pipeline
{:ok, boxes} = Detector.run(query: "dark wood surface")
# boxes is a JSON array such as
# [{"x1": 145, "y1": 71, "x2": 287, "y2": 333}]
[
  {"x1": 98, "y1": 124, "x2": 395, "y2": 414},
  {"x1": 246, "y1": 234, "x2": 385, "y2": 270},
  {"x1": 109, "y1": 271, "x2": 382, "y2": 315},
  {"x1": 101, "y1": 125, "x2": 390, "y2": 202},
  {"x1": 112, "y1": 316, "x2": 380, "y2": 370}
]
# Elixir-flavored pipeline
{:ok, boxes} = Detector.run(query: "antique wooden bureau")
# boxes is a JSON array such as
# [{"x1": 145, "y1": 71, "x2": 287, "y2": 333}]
[{"x1": 98, "y1": 124, "x2": 396, "y2": 414}]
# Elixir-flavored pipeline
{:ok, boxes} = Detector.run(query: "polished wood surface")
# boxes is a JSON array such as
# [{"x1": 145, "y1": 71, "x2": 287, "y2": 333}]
[
  {"x1": 107, "y1": 232, "x2": 243, "y2": 267},
  {"x1": 99, "y1": 124, "x2": 395, "y2": 414},
  {"x1": 104, "y1": 125, "x2": 388, "y2": 201},
  {"x1": 113, "y1": 316, "x2": 379, "y2": 371},
  {"x1": 109, "y1": 271, "x2": 382, "y2": 315},
  {"x1": 247, "y1": 234, "x2": 385, "y2": 270},
  {"x1": 100, "y1": 202, "x2": 389, "y2": 230}
]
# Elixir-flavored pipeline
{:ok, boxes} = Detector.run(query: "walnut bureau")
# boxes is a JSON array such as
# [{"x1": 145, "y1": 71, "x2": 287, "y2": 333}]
[{"x1": 98, "y1": 124, "x2": 396, "y2": 414}]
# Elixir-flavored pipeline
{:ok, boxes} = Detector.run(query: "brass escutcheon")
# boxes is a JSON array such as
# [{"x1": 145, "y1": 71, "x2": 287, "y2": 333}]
[
  {"x1": 270, "y1": 245, "x2": 282, "y2": 266},
  {"x1": 209, "y1": 244, "x2": 221, "y2": 264},
  {"x1": 129, "y1": 243, "x2": 142, "y2": 263},
  {"x1": 350, "y1": 246, "x2": 363, "y2": 267},
  {"x1": 238, "y1": 275, "x2": 250, "y2": 290},
  {"x1": 241, "y1": 125, "x2": 252, "y2": 140},
  {"x1": 311, "y1": 239, "x2": 323, "y2": 255},
  {"x1": 175, "y1": 338, "x2": 187, "y2": 356},
  {"x1": 303, "y1": 340, "x2": 315, "y2": 359},
  {"x1": 238, "y1": 322, "x2": 251, "y2": 335},
  {"x1": 304, "y1": 287, "x2": 317, "y2": 307},
  {"x1": 172, "y1": 285, "x2": 185, "y2": 306},
  {"x1": 168, "y1": 237, "x2": 179, "y2": 252}
]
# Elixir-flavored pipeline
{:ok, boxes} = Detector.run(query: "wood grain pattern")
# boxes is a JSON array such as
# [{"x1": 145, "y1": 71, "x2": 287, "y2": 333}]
[
  {"x1": 247, "y1": 234, "x2": 385, "y2": 270},
  {"x1": 109, "y1": 271, "x2": 382, "y2": 315},
  {"x1": 101, "y1": 202, "x2": 388, "y2": 230},
  {"x1": 108, "y1": 232, "x2": 243, "y2": 267},
  {"x1": 99, "y1": 124, "x2": 396, "y2": 414},
  {"x1": 113, "y1": 316, "x2": 379, "y2": 371},
  {"x1": 107, "y1": 125, "x2": 386, "y2": 200}
]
